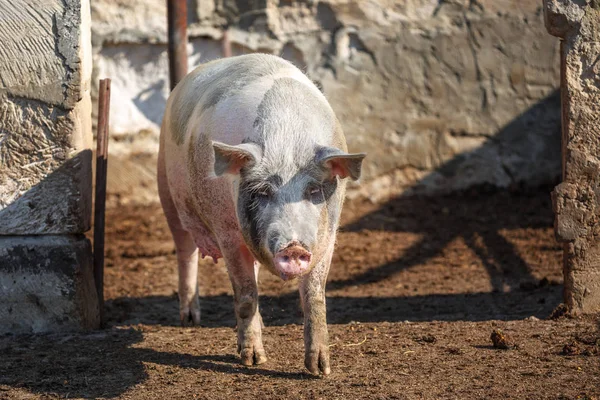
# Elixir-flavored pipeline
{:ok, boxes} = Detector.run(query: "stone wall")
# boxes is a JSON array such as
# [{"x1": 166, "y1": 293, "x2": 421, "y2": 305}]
[
  {"x1": 0, "y1": 0, "x2": 99, "y2": 333},
  {"x1": 91, "y1": 0, "x2": 562, "y2": 204},
  {"x1": 546, "y1": 0, "x2": 600, "y2": 314}
]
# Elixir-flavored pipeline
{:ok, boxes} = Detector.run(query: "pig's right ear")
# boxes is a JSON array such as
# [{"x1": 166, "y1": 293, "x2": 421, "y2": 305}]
[
  {"x1": 316, "y1": 147, "x2": 366, "y2": 181},
  {"x1": 212, "y1": 141, "x2": 261, "y2": 176}
]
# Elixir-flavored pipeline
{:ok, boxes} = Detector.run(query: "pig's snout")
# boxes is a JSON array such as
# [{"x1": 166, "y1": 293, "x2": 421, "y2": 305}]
[{"x1": 273, "y1": 243, "x2": 312, "y2": 280}]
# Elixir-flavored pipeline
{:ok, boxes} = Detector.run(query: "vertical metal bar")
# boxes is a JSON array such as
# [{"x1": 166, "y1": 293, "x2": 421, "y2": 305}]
[
  {"x1": 94, "y1": 78, "x2": 111, "y2": 326},
  {"x1": 167, "y1": 0, "x2": 188, "y2": 90}
]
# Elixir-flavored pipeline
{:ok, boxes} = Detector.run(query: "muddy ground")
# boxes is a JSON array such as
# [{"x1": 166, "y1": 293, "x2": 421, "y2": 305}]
[{"x1": 1, "y1": 186, "x2": 599, "y2": 399}]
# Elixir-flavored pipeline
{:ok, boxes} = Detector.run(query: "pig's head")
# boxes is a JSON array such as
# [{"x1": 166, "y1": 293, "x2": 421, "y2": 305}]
[{"x1": 212, "y1": 141, "x2": 365, "y2": 280}]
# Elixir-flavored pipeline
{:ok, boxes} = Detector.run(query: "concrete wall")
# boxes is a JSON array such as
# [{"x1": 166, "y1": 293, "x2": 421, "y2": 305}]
[
  {"x1": 0, "y1": 0, "x2": 99, "y2": 333},
  {"x1": 91, "y1": 0, "x2": 562, "y2": 204}
]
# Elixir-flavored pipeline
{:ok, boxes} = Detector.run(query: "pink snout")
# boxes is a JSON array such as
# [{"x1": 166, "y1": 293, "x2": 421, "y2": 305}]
[{"x1": 273, "y1": 244, "x2": 312, "y2": 280}]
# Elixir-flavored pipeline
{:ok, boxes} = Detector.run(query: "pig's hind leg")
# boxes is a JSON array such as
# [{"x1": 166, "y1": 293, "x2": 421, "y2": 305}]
[{"x1": 158, "y1": 147, "x2": 201, "y2": 326}]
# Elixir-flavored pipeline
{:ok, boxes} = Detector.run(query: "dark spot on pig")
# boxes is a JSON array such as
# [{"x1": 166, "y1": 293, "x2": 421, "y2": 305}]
[
  {"x1": 268, "y1": 234, "x2": 279, "y2": 254},
  {"x1": 237, "y1": 299, "x2": 254, "y2": 319},
  {"x1": 266, "y1": 174, "x2": 283, "y2": 187},
  {"x1": 312, "y1": 178, "x2": 337, "y2": 205},
  {"x1": 237, "y1": 183, "x2": 267, "y2": 261}
]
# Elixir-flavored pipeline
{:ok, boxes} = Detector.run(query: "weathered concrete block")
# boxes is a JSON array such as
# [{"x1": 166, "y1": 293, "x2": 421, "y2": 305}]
[
  {"x1": 0, "y1": 0, "x2": 93, "y2": 234},
  {"x1": 545, "y1": 0, "x2": 600, "y2": 314},
  {"x1": 0, "y1": 236, "x2": 100, "y2": 334}
]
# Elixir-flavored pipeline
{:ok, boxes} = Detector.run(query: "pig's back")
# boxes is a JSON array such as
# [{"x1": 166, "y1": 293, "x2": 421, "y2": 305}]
[{"x1": 167, "y1": 53, "x2": 336, "y2": 148}]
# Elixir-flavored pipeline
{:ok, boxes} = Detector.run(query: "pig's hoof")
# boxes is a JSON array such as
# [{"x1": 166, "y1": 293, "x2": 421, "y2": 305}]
[
  {"x1": 239, "y1": 345, "x2": 268, "y2": 366},
  {"x1": 179, "y1": 295, "x2": 201, "y2": 327},
  {"x1": 179, "y1": 308, "x2": 201, "y2": 327},
  {"x1": 305, "y1": 347, "x2": 331, "y2": 376}
]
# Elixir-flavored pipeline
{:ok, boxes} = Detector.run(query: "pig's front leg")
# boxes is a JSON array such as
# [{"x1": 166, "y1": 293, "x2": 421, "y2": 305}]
[
  {"x1": 223, "y1": 242, "x2": 267, "y2": 366},
  {"x1": 299, "y1": 259, "x2": 331, "y2": 376}
]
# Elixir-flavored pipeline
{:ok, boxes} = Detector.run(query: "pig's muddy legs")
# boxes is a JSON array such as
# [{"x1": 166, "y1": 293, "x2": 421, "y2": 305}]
[
  {"x1": 224, "y1": 243, "x2": 267, "y2": 366},
  {"x1": 300, "y1": 266, "x2": 331, "y2": 376}
]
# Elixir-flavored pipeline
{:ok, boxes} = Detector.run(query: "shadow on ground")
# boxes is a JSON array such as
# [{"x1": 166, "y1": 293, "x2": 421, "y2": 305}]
[
  {"x1": 0, "y1": 327, "x2": 312, "y2": 399},
  {"x1": 105, "y1": 283, "x2": 562, "y2": 329},
  {"x1": 330, "y1": 185, "x2": 558, "y2": 292}
]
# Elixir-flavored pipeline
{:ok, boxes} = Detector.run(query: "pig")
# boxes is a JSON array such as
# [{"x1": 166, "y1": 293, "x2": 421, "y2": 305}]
[{"x1": 157, "y1": 53, "x2": 365, "y2": 375}]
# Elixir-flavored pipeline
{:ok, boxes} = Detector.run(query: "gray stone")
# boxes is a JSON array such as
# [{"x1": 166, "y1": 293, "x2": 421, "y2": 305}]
[
  {"x1": 0, "y1": 236, "x2": 100, "y2": 334},
  {"x1": 545, "y1": 0, "x2": 600, "y2": 314},
  {"x1": 0, "y1": 0, "x2": 93, "y2": 234}
]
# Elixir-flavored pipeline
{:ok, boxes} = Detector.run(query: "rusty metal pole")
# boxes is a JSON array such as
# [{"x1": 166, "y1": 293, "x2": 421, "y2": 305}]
[
  {"x1": 222, "y1": 29, "x2": 232, "y2": 58},
  {"x1": 94, "y1": 78, "x2": 111, "y2": 326},
  {"x1": 167, "y1": 0, "x2": 188, "y2": 90}
]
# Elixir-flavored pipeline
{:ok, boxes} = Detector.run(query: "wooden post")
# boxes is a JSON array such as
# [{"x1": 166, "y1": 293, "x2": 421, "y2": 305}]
[
  {"x1": 167, "y1": 0, "x2": 188, "y2": 90},
  {"x1": 94, "y1": 78, "x2": 111, "y2": 325}
]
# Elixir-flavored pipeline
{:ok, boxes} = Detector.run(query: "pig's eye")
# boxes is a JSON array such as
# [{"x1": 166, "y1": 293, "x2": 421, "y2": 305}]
[
  {"x1": 306, "y1": 184, "x2": 322, "y2": 201},
  {"x1": 256, "y1": 187, "x2": 273, "y2": 200}
]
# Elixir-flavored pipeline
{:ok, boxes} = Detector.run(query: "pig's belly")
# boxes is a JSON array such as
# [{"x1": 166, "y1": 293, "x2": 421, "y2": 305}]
[
  {"x1": 173, "y1": 191, "x2": 224, "y2": 263},
  {"x1": 184, "y1": 215, "x2": 223, "y2": 263}
]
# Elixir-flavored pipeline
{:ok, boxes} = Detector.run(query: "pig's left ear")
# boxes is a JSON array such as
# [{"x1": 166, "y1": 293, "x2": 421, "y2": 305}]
[
  {"x1": 317, "y1": 147, "x2": 366, "y2": 181},
  {"x1": 212, "y1": 141, "x2": 262, "y2": 176}
]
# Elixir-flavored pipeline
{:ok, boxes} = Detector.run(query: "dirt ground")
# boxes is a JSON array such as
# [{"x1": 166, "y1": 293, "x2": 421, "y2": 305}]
[{"x1": 1, "y1": 186, "x2": 599, "y2": 399}]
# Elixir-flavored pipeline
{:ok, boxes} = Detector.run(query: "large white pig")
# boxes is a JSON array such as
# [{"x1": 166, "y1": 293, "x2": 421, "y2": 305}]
[{"x1": 157, "y1": 54, "x2": 365, "y2": 375}]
